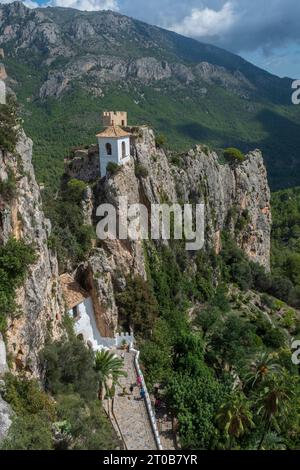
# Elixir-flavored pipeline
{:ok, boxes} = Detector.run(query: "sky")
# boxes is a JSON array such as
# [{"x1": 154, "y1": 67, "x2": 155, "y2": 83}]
[{"x1": 1, "y1": 0, "x2": 300, "y2": 78}]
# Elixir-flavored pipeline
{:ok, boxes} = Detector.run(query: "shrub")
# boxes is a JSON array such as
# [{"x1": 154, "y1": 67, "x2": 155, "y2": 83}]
[
  {"x1": 235, "y1": 209, "x2": 250, "y2": 232},
  {"x1": 1, "y1": 415, "x2": 53, "y2": 450},
  {"x1": 171, "y1": 155, "x2": 182, "y2": 167},
  {"x1": 116, "y1": 275, "x2": 159, "y2": 337},
  {"x1": 106, "y1": 162, "x2": 120, "y2": 175},
  {"x1": 55, "y1": 394, "x2": 119, "y2": 450},
  {"x1": 3, "y1": 373, "x2": 55, "y2": 419},
  {"x1": 223, "y1": 147, "x2": 245, "y2": 165},
  {"x1": 64, "y1": 178, "x2": 87, "y2": 204},
  {"x1": 40, "y1": 338, "x2": 98, "y2": 400},
  {"x1": 135, "y1": 163, "x2": 149, "y2": 178},
  {"x1": 263, "y1": 327, "x2": 287, "y2": 349},
  {"x1": 0, "y1": 238, "x2": 36, "y2": 332},
  {"x1": 0, "y1": 97, "x2": 20, "y2": 153},
  {"x1": 260, "y1": 293, "x2": 275, "y2": 309},
  {"x1": 155, "y1": 134, "x2": 167, "y2": 148},
  {"x1": 0, "y1": 168, "x2": 17, "y2": 202}
]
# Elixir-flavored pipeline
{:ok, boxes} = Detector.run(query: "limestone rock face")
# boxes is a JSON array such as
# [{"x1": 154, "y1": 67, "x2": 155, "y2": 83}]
[
  {"x1": 171, "y1": 146, "x2": 271, "y2": 269},
  {"x1": 0, "y1": 396, "x2": 12, "y2": 443},
  {"x1": 65, "y1": 145, "x2": 99, "y2": 183},
  {"x1": 0, "y1": 131, "x2": 64, "y2": 376},
  {"x1": 0, "y1": 333, "x2": 8, "y2": 376},
  {"x1": 68, "y1": 126, "x2": 271, "y2": 333}
]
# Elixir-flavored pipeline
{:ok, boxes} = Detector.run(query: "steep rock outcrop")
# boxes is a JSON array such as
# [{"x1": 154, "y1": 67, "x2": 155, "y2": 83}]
[
  {"x1": 171, "y1": 145, "x2": 271, "y2": 269},
  {"x1": 0, "y1": 333, "x2": 8, "y2": 375},
  {"x1": 66, "y1": 126, "x2": 271, "y2": 332},
  {"x1": 0, "y1": 131, "x2": 65, "y2": 376},
  {"x1": 0, "y1": 396, "x2": 12, "y2": 442}
]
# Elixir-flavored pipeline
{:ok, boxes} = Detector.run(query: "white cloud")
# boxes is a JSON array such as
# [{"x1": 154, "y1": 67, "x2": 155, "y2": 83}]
[
  {"x1": 0, "y1": 0, "x2": 119, "y2": 11},
  {"x1": 24, "y1": 0, "x2": 39, "y2": 7},
  {"x1": 47, "y1": 0, "x2": 119, "y2": 12},
  {"x1": 169, "y1": 2, "x2": 237, "y2": 38},
  {"x1": 0, "y1": 0, "x2": 38, "y2": 5}
]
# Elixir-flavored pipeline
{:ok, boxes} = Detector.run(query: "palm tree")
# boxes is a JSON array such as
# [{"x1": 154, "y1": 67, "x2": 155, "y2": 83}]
[
  {"x1": 216, "y1": 392, "x2": 255, "y2": 449},
  {"x1": 256, "y1": 371, "x2": 296, "y2": 450},
  {"x1": 94, "y1": 350, "x2": 127, "y2": 401},
  {"x1": 244, "y1": 352, "x2": 283, "y2": 389}
]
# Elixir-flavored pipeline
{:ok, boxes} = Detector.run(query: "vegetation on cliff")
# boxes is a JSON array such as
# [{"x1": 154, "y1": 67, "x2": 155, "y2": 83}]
[
  {"x1": 0, "y1": 97, "x2": 20, "y2": 153},
  {"x1": 1, "y1": 336, "x2": 120, "y2": 450},
  {"x1": 136, "y1": 236, "x2": 300, "y2": 450},
  {"x1": 45, "y1": 178, "x2": 94, "y2": 272},
  {"x1": 0, "y1": 238, "x2": 36, "y2": 333}
]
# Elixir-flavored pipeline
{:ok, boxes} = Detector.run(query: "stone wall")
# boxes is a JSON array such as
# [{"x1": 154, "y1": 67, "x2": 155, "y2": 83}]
[{"x1": 65, "y1": 145, "x2": 100, "y2": 183}]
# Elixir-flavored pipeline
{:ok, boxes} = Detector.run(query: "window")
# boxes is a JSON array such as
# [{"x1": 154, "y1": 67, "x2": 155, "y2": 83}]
[
  {"x1": 122, "y1": 141, "x2": 126, "y2": 158},
  {"x1": 121, "y1": 120, "x2": 125, "y2": 126},
  {"x1": 106, "y1": 142, "x2": 112, "y2": 155}
]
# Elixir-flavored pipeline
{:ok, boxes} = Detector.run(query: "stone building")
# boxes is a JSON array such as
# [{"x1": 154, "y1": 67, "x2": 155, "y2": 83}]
[
  {"x1": 102, "y1": 111, "x2": 127, "y2": 127},
  {"x1": 60, "y1": 274, "x2": 132, "y2": 351}
]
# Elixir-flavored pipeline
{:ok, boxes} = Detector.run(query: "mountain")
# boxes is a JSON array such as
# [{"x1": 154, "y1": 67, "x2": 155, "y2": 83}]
[
  {"x1": 1, "y1": 53, "x2": 300, "y2": 451},
  {"x1": 1, "y1": 1, "x2": 300, "y2": 190}
]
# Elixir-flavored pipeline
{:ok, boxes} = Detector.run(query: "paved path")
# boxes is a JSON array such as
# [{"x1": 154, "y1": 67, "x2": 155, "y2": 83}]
[{"x1": 111, "y1": 350, "x2": 157, "y2": 450}]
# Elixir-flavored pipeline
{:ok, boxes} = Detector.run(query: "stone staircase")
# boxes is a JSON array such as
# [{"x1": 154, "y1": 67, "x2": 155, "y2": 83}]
[{"x1": 106, "y1": 350, "x2": 157, "y2": 450}]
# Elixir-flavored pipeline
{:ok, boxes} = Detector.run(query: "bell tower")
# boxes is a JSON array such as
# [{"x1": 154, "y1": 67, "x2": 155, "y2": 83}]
[{"x1": 96, "y1": 112, "x2": 131, "y2": 177}]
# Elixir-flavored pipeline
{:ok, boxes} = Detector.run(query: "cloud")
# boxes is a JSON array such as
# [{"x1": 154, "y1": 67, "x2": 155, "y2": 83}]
[
  {"x1": 169, "y1": 2, "x2": 237, "y2": 38},
  {"x1": 163, "y1": 0, "x2": 300, "y2": 55},
  {"x1": 24, "y1": 0, "x2": 39, "y2": 7},
  {"x1": 0, "y1": 0, "x2": 119, "y2": 11},
  {"x1": 48, "y1": 0, "x2": 119, "y2": 11}
]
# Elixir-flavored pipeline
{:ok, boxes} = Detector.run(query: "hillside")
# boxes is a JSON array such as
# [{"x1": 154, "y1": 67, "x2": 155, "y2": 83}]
[
  {"x1": 1, "y1": 1, "x2": 300, "y2": 190},
  {"x1": 1, "y1": 86, "x2": 300, "y2": 449}
]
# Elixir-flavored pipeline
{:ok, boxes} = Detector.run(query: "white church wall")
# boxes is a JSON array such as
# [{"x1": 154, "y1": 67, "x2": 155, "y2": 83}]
[
  {"x1": 68, "y1": 298, "x2": 134, "y2": 352},
  {"x1": 117, "y1": 138, "x2": 130, "y2": 162},
  {"x1": 98, "y1": 136, "x2": 130, "y2": 177},
  {"x1": 69, "y1": 298, "x2": 116, "y2": 351}
]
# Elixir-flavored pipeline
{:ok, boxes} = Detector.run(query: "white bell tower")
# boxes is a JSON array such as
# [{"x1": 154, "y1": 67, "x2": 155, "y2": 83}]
[{"x1": 96, "y1": 112, "x2": 131, "y2": 177}]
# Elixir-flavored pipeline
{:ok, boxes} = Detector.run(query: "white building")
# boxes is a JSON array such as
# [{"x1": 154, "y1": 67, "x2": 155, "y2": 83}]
[
  {"x1": 60, "y1": 274, "x2": 133, "y2": 352},
  {"x1": 96, "y1": 125, "x2": 131, "y2": 177}
]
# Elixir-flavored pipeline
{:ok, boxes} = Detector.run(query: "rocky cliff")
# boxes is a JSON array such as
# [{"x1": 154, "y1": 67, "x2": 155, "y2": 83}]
[
  {"x1": 66, "y1": 126, "x2": 271, "y2": 334},
  {"x1": 0, "y1": 117, "x2": 271, "y2": 442},
  {"x1": 0, "y1": 131, "x2": 65, "y2": 376}
]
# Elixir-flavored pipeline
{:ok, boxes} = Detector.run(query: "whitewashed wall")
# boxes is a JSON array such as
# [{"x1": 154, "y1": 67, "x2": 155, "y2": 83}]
[{"x1": 98, "y1": 136, "x2": 130, "y2": 177}]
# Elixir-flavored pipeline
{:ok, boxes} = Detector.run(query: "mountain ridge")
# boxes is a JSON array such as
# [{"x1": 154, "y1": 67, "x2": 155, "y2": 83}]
[{"x1": 1, "y1": 1, "x2": 300, "y2": 190}]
